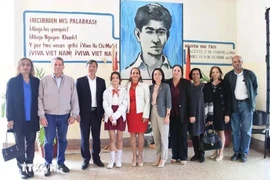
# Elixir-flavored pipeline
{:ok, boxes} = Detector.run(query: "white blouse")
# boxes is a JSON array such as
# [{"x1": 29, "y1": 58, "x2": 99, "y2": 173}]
[{"x1": 102, "y1": 85, "x2": 127, "y2": 123}]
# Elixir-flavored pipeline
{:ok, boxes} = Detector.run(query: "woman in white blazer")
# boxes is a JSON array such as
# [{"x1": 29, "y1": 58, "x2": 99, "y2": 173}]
[
  {"x1": 126, "y1": 67, "x2": 150, "y2": 167},
  {"x1": 103, "y1": 72, "x2": 127, "y2": 169}
]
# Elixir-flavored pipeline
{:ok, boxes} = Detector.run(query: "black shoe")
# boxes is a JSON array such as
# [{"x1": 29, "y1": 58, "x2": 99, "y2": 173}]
[
  {"x1": 58, "y1": 164, "x2": 70, "y2": 173},
  {"x1": 81, "y1": 161, "x2": 89, "y2": 170},
  {"x1": 231, "y1": 153, "x2": 240, "y2": 161},
  {"x1": 26, "y1": 166, "x2": 34, "y2": 178},
  {"x1": 199, "y1": 156, "x2": 205, "y2": 163},
  {"x1": 93, "y1": 159, "x2": 105, "y2": 167},
  {"x1": 240, "y1": 153, "x2": 247, "y2": 163},
  {"x1": 44, "y1": 165, "x2": 51, "y2": 177},
  {"x1": 19, "y1": 168, "x2": 29, "y2": 179},
  {"x1": 190, "y1": 155, "x2": 200, "y2": 161}
]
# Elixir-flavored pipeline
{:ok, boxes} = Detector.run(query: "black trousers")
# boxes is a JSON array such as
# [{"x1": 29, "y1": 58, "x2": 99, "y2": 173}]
[
  {"x1": 169, "y1": 116, "x2": 188, "y2": 161},
  {"x1": 80, "y1": 110, "x2": 102, "y2": 162},
  {"x1": 191, "y1": 134, "x2": 205, "y2": 157},
  {"x1": 14, "y1": 130, "x2": 36, "y2": 167}
]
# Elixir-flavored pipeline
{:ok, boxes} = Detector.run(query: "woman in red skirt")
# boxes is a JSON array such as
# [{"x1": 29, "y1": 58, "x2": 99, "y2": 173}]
[
  {"x1": 103, "y1": 72, "x2": 128, "y2": 169},
  {"x1": 126, "y1": 67, "x2": 150, "y2": 167}
]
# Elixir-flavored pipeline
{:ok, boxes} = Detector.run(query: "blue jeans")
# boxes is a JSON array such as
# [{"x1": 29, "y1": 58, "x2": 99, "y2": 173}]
[
  {"x1": 44, "y1": 114, "x2": 69, "y2": 165},
  {"x1": 231, "y1": 101, "x2": 253, "y2": 154}
]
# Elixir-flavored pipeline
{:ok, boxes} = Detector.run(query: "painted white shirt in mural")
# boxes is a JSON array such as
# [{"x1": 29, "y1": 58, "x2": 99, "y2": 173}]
[{"x1": 121, "y1": 53, "x2": 173, "y2": 79}]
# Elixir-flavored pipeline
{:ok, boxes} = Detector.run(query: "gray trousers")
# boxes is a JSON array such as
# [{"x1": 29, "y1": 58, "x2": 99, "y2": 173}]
[{"x1": 151, "y1": 106, "x2": 169, "y2": 160}]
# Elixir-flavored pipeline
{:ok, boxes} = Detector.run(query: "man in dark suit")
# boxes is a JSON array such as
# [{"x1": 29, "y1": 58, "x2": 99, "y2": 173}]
[{"x1": 76, "y1": 60, "x2": 106, "y2": 170}]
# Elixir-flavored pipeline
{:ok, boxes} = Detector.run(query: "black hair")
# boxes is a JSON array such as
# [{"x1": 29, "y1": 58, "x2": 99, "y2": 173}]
[
  {"x1": 189, "y1": 68, "x2": 203, "y2": 80},
  {"x1": 151, "y1": 68, "x2": 165, "y2": 84}
]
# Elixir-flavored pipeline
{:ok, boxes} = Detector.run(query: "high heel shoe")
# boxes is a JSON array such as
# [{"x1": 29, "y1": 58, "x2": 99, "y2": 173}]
[
  {"x1": 210, "y1": 151, "x2": 217, "y2": 159},
  {"x1": 215, "y1": 155, "x2": 223, "y2": 161},
  {"x1": 152, "y1": 158, "x2": 160, "y2": 166},
  {"x1": 138, "y1": 156, "x2": 143, "y2": 167},
  {"x1": 131, "y1": 157, "x2": 137, "y2": 167},
  {"x1": 158, "y1": 160, "x2": 166, "y2": 168}
]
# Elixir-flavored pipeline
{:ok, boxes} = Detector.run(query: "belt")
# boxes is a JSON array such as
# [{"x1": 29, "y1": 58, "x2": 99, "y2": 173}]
[
  {"x1": 236, "y1": 98, "x2": 249, "y2": 102},
  {"x1": 91, "y1": 107, "x2": 97, "y2": 111}
]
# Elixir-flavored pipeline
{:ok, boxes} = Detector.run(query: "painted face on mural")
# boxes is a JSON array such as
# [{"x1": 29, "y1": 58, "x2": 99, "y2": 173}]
[{"x1": 135, "y1": 20, "x2": 168, "y2": 56}]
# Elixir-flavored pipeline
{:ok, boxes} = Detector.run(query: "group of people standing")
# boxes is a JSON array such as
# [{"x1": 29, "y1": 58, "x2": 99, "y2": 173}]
[{"x1": 5, "y1": 55, "x2": 257, "y2": 179}]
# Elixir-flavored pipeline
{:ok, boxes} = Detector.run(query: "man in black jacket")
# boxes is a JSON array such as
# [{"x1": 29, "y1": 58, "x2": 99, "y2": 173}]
[
  {"x1": 76, "y1": 60, "x2": 106, "y2": 170},
  {"x1": 224, "y1": 55, "x2": 258, "y2": 163}
]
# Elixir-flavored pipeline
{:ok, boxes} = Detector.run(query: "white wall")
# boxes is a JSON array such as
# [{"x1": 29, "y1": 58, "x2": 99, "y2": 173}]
[
  {"x1": 0, "y1": 1, "x2": 15, "y2": 144},
  {"x1": 10, "y1": 0, "x2": 237, "y2": 140},
  {"x1": 5, "y1": 0, "x2": 268, "y2": 141},
  {"x1": 236, "y1": 0, "x2": 270, "y2": 140}
]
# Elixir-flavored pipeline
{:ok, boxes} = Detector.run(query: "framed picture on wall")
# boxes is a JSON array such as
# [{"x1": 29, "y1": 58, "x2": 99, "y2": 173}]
[{"x1": 120, "y1": 0, "x2": 183, "y2": 79}]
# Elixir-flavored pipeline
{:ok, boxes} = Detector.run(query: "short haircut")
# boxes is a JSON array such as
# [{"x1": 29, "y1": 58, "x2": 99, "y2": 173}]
[
  {"x1": 86, "y1": 59, "x2": 98, "y2": 68},
  {"x1": 189, "y1": 68, "x2": 203, "y2": 80},
  {"x1": 135, "y1": 3, "x2": 172, "y2": 32},
  {"x1": 152, "y1": 68, "x2": 165, "y2": 84},
  {"x1": 172, "y1": 64, "x2": 184, "y2": 76},
  {"x1": 110, "y1": 71, "x2": 122, "y2": 84},
  {"x1": 52, "y1": 57, "x2": 64, "y2": 65},
  {"x1": 209, "y1": 66, "x2": 223, "y2": 81}
]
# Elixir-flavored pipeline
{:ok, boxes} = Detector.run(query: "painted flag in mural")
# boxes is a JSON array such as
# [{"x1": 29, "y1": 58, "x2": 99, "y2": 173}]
[
  {"x1": 185, "y1": 46, "x2": 191, "y2": 80},
  {"x1": 113, "y1": 51, "x2": 118, "y2": 71},
  {"x1": 112, "y1": 46, "x2": 118, "y2": 71}
]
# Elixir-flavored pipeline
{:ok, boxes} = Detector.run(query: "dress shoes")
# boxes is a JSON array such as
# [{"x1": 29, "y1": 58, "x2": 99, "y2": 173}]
[
  {"x1": 58, "y1": 164, "x2": 70, "y2": 173},
  {"x1": 44, "y1": 164, "x2": 51, "y2": 177},
  {"x1": 93, "y1": 159, "x2": 105, "y2": 167},
  {"x1": 231, "y1": 153, "x2": 241, "y2": 161},
  {"x1": 19, "y1": 168, "x2": 28, "y2": 179},
  {"x1": 190, "y1": 155, "x2": 200, "y2": 161},
  {"x1": 26, "y1": 165, "x2": 34, "y2": 178},
  {"x1": 81, "y1": 161, "x2": 89, "y2": 170},
  {"x1": 240, "y1": 153, "x2": 247, "y2": 163},
  {"x1": 199, "y1": 156, "x2": 205, "y2": 163}
]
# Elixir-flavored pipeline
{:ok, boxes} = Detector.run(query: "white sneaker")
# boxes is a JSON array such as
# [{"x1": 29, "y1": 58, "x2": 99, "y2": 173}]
[
  {"x1": 115, "y1": 160, "x2": 122, "y2": 168},
  {"x1": 107, "y1": 161, "x2": 114, "y2": 169},
  {"x1": 180, "y1": 160, "x2": 187, "y2": 165}
]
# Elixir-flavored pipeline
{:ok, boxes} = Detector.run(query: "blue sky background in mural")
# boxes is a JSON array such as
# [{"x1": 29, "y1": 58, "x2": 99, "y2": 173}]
[{"x1": 120, "y1": 0, "x2": 183, "y2": 71}]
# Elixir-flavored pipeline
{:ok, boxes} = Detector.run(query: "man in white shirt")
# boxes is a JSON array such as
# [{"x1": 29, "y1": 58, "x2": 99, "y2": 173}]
[
  {"x1": 76, "y1": 60, "x2": 106, "y2": 170},
  {"x1": 121, "y1": 3, "x2": 173, "y2": 79},
  {"x1": 224, "y1": 55, "x2": 258, "y2": 163}
]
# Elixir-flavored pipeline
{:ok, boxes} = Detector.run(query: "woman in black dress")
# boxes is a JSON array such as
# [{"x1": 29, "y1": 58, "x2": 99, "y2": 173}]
[
  {"x1": 189, "y1": 68, "x2": 213, "y2": 163},
  {"x1": 207, "y1": 66, "x2": 231, "y2": 161}
]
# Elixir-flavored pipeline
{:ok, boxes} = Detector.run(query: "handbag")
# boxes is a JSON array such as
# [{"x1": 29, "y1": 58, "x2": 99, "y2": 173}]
[
  {"x1": 2, "y1": 132, "x2": 25, "y2": 162},
  {"x1": 200, "y1": 124, "x2": 222, "y2": 151}
]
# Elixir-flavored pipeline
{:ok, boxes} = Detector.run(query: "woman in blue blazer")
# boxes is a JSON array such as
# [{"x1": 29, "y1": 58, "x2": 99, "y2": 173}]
[
  {"x1": 150, "y1": 68, "x2": 172, "y2": 168},
  {"x1": 6, "y1": 58, "x2": 40, "y2": 179}
]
